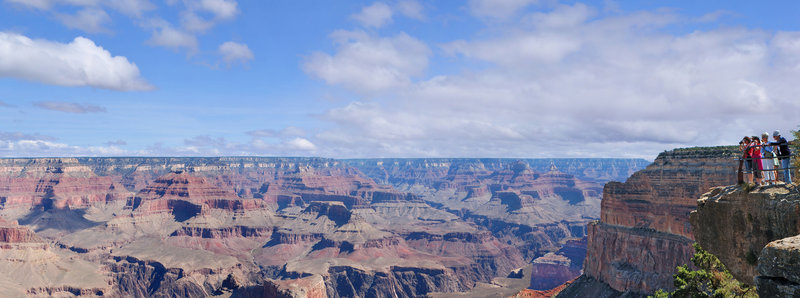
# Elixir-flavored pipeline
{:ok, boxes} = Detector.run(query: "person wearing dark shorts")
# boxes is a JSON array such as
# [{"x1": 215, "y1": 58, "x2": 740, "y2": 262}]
[{"x1": 742, "y1": 136, "x2": 753, "y2": 184}]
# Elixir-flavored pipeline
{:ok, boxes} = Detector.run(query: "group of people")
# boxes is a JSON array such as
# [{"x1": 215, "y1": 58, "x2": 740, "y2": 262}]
[{"x1": 739, "y1": 130, "x2": 792, "y2": 185}]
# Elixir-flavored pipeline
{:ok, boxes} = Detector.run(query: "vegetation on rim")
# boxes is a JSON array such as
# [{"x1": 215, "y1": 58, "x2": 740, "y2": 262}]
[{"x1": 650, "y1": 243, "x2": 757, "y2": 298}]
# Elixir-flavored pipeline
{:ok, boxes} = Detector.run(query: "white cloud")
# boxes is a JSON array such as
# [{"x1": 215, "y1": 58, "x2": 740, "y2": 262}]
[
  {"x1": 197, "y1": 0, "x2": 238, "y2": 19},
  {"x1": 0, "y1": 135, "x2": 128, "y2": 157},
  {"x1": 397, "y1": 0, "x2": 424, "y2": 20},
  {"x1": 303, "y1": 30, "x2": 431, "y2": 93},
  {"x1": 56, "y1": 8, "x2": 111, "y2": 33},
  {"x1": 524, "y1": 3, "x2": 595, "y2": 28},
  {"x1": 180, "y1": 11, "x2": 215, "y2": 32},
  {"x1": 6, "y1": 0, "x2": 240, "y2": 65},
  {"x1": 178, "y1": 0, "x2": 238, "y2": 32},
  {"x1": 444, "y1": 32, "x2": 582, "y2": 65},
  {"x1": 218, "y1": 41, "x2": 254, "y2": 66},
  {"x1": 351, "y1": 2, "x2": 393, "y2": 28},
  {"x1": 285, "y1": 138, "x2": 317, "y2": 151},
  {"x1": 147, "y1": 22, "x2": 198, "y2": 53},
  {"x1": 303, "y1": 4, "x2": 800, "y2": 159},
  {"x1": 107, "y1": 0, "x2": 155, "y2": 17},
  {"x1": 468, "y1": 0, "x2": 537, "y2": 19},
  {"x1": 0, "y1": 32, "x2": 152, "y2": 91}
]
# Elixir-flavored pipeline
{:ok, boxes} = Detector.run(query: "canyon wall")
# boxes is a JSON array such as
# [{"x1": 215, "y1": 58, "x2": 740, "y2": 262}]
[
  {"x1": 560, "y1": 147, "x2": 738, "y2": 296},
  {"x1": 691, "y1": 185, "x2": 800, "y2": 296}
]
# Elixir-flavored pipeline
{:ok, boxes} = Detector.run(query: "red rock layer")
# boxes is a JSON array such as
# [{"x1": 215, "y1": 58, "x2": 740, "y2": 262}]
[
  {"x1": 577, "y1": 147, "x2": 738, "y2": 294},
  {"x1": 0, "y1": 217, "x2": 42, "y2": 243},
  {"x1": 130, "y1": 171, "x2": 267, "y2": 215},
  {"x1": 0, "y1": 158, "x2": 131, "y2": 209}
]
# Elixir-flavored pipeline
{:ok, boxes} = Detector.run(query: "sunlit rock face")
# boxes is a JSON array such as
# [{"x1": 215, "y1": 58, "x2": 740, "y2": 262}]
[
  {"x1": 0, "y1": 157, "x2": 647, "y2": 297},
  {"x1": 529, "y1": 238, "x2": 586, "y2": 291},
  {"x1": 562, "y1": 147, "x2": 738, "y2": 296}
]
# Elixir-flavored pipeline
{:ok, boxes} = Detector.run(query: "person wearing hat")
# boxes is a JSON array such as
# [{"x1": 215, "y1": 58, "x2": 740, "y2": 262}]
[{"x1": 771, "y1": 130, "x2": 792, "y2": 184}]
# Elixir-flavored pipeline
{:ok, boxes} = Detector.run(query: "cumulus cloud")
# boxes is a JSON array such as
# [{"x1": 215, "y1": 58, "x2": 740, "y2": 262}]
[
  {"x1": 178, "y1": 0, "x2": 238, "y2": 32},
  {"x1": 285, "y1": 138, "x2": 316, "y2": 151},
  {"x1": 56, "y1": 8, "x2": 111, "y2": 33},
  {"x1": 196, "y1": 0, "x2": 238, "y2": 19},
  {"x1": 146, "y1": 22, "x2": 198, "y2": 53},
  {"x1": 33, "y1": 101, "x2": 106, "y2": 113},
  {"x1": 0, "y1": 32, "x2": 152, "y2": 91},
  {"x1": 351, "y1": 2, "x2": 393, "y2": 28},
  {"x1": 218, "y1": 41, "x2": 254, "y2": 66},
  {"x1": 304, "y1": 2, "x2": 800, "y2": 159},
  {"x1": 0, "y1": 130, "x2": 129, "y2": 157},
  {"x1": 303, "y1": 30, "x2": 431, "y2": 93},
  {"x1": 7, "y1": 0, "x2": 239, "y2": 65},
  {"x1": 350, "y1": 1, "x2": 424, "y2": 28},
  {"x1": 397, "y1": 0, "x2": 424, "y2": 20},
  {"x1": 107, "y1": 0, "x2": 155, "y2": 17}
]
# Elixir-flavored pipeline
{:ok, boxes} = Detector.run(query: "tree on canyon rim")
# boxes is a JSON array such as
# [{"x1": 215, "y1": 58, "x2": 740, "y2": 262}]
[{"x1": 650, "y1": 243, "x2": 756, "y2": 298}]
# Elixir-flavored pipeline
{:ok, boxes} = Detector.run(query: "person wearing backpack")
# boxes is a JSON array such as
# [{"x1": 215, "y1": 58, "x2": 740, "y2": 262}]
[{"x1": 771, "y1": 130, "x2": 792, "y2": 184}]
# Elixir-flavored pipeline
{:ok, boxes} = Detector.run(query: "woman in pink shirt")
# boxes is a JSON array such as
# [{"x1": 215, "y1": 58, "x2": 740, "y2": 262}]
[{"x1": 751, "y1": 136, "x2": 763, "y2": 185}]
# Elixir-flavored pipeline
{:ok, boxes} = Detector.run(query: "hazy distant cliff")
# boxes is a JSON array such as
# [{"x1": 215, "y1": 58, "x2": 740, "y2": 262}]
[
  {"x1": 559, "y1": 147, "x2": 738, "y2": 297},
  {"x1": 345, "y1": 158, "x2": 650, "y2": 185}
]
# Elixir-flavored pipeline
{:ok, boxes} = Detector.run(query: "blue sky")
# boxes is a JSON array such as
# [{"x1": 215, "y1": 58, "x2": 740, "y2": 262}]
[{"x1": 0, "y1": 0, "x2": 798, "y2": 159}]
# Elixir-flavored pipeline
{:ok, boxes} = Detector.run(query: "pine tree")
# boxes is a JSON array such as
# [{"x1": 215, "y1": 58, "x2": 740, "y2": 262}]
[{"x1": 649, "y1": 243, "x2": 757, "y2": 298}]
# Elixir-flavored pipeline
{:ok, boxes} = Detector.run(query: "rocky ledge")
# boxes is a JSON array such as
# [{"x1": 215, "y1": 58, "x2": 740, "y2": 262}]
[{"x1": 690, "y1": 184, "x2": 800, "y2": 297}]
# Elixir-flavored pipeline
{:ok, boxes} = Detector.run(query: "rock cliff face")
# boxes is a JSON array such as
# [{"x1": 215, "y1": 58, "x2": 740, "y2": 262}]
[
  {"x1": 530, "y1": 238, "x2": 585, "y2": 290},
  {"x1": 561, "y1": 147, "x2": 738, "y2": 296},
  {"x1": 0, "y1": 157, "x2": 646, "y2": 297},
  {"x1": 757, "y1": 235, "x2": 800, "y2": 297},
  {"x1": 690, "y1": 184, "x2": 800, "y2": 297}
]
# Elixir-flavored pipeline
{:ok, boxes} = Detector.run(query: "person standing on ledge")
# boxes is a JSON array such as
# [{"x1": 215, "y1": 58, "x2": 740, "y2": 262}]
[
  {"x1": 761, "y1": 132, "x2": 777, "y2": 185},
  {"x1": 771, "y1": 130, "x2": 792, "y2": 184},
  {"x1": 741, "y1": 136, "x2": 754, "y2": 184},
  {"x1": 751, "y1": 136, "x2": 763, "y2": 185}
]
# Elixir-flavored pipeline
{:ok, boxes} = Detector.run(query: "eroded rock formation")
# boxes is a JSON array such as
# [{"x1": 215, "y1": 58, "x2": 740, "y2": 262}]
[{"x1": 562, "y1": 147, "x2": 738, "y2": 296}]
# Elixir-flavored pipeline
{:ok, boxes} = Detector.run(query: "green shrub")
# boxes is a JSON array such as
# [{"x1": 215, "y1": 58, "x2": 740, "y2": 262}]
[
  {"x1": 745, "y1": 250, "x2": 758, "y2": 266},
  {"x1": 648, "y1": 243, "x2": 757, "y2": 298}
]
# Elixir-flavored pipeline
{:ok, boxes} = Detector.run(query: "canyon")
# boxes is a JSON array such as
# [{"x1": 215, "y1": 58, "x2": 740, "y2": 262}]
[{"x1": 0, "y1": 157, "x2": 648, "y2": 297}]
